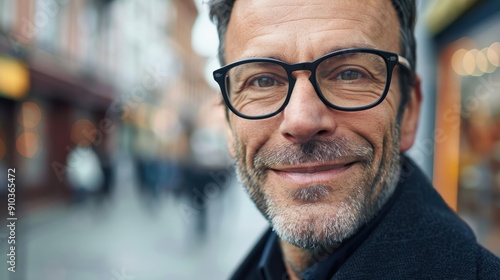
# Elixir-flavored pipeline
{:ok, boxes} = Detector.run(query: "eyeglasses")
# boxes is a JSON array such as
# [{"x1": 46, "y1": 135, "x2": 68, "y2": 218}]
[{"x1": 213, "y1": 48, "x2": 412, "y2": 120}]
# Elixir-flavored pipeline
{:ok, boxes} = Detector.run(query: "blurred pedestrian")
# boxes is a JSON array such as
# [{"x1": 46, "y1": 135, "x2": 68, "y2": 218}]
[{"x1": 67, "y1": 145, "x2": 103, "y2": 203}]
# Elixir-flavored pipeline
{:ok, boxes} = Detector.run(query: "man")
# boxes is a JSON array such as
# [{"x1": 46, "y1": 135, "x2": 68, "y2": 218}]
[{"x1": 208, "y1": 0, "x2": 500, "y2": 279}]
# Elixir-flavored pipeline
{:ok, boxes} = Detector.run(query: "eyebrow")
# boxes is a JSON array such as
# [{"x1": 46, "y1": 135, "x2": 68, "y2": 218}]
[
  {"x1": 244, "y1": 53, "x2": 287, "y2": 61},
  {"x1": 324, "y1": 43, "x2": 378, "y2": 54},
  {"x1": 243, "y1": 43, "x2": 379, "y2": 62}
]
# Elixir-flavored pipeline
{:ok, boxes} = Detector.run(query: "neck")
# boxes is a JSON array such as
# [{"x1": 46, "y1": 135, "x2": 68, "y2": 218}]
[{"x1": 280, "y1": 239, "x2": 339, "y2": 280}]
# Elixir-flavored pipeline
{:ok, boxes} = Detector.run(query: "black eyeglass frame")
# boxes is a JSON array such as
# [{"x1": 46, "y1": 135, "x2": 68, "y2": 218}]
[{"x1": 213, "y1": 48, "x2": 413, "y2": 120}]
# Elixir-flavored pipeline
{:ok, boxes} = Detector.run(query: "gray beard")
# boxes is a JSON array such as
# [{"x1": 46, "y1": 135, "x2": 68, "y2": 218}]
[{"x1": 233, "y1": 129, "x2": 401, "y2": 250}]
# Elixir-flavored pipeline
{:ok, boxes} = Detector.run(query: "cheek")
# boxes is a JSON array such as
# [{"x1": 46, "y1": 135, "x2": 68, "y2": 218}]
[
  {"x1": 367, "y1": 88, "x2": 401, "y2": 143},
  {"x1": 345, "y1": 109, "x2": 398, "y2": 157},
  {"x1": 231, "y1": 118, "x2": 277, "y2": 167}
]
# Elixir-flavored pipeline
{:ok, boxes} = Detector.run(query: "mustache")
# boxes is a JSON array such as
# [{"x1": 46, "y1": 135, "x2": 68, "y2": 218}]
[{"x1": 253, "y1": 137, "x2": 374, "y2": 171}]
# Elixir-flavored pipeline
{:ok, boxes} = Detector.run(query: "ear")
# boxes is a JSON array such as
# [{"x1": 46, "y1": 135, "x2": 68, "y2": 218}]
[
  {"x1": 399, "y1": 75, "x2": 422, "y2": 152},
  {"x1": 225, "y1": 118, "x2": 236, "y2": 158}
]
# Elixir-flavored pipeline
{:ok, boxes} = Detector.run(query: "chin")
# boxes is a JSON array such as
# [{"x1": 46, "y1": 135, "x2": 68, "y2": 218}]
[{"x1": 267, "y1": 199, "x2": 364, "y2": 249}]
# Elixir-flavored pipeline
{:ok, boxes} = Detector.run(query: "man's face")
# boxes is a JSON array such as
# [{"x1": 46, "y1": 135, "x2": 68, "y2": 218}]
[{"x1": 224, "y1": 0, "x2": 420, "y2": 249}]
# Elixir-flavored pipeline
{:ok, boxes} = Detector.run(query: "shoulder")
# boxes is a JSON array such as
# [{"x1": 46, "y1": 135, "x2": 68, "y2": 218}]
[
  {"x1": 477, "y1": 245, "x2": 500, "y2": 279},
  {"x1": 335, "y1": 156, "x2": 500, "y2": 279},
  {"x1": 229, "y1": 228, "x2": 273, "y2": 280}
]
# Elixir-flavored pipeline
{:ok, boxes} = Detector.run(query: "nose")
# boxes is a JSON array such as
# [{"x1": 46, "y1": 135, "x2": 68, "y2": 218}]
[{"x1": 279, "y1": 74, "x2": 337, "y2": 143}]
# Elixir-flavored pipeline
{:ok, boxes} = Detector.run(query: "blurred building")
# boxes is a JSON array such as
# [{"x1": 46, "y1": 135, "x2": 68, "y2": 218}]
[
  {"x1": 425, "y1": 0, "x2": 500, "y2": 254},
  {"x1": 0, "y1": 0, "x2": 217, "y2": 210}
]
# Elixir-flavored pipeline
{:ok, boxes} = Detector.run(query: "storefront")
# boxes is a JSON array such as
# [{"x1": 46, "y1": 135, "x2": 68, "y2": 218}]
[
  {"x1": 428, "y1": 0, "x2": 500, "y2": 255},
  {"x1": 0, "y1": 38, "x2": 117, "y2": 207}
]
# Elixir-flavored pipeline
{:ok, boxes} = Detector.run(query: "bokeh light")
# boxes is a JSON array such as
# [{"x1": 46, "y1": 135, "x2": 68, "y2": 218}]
[
  {"x1": 70, "y1": 119, "x2": 97, "y2": 146},
  {"x1": 463, "y1": 49, "x2": 481, "y2": 76},
  {"x1": 481, "y1": 47, "x2": 497, "y2": 73},
  {"x1": 452, "y1": 48, "x2": 468, "y2": 75},
  {"x1": 16, "y1": 132, "x2": 39, "y2": 158},
  {"x1": 0, "y1": 56, "x2": 29, "y2": 99},
  {"x1": 19, "y1": 101, "x2": 42, "y2": 128},
  {"x1": 488, "y1": 42, "x2": 500, "y2": 67},
  {"x1": 452, "y1": 42, "x2": 500, "y2": 76},
  {"x1": 476, "y1": 49, "x2": 489, "y2": 73}
]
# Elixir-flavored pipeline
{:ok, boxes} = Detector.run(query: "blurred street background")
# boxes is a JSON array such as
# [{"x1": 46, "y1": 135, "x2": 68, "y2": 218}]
[{"x1": 0, "y1": 0, "x2": 499, "y2": 279}]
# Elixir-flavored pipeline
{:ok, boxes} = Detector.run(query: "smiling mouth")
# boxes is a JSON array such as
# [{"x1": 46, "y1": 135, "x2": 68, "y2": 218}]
[{"x1": 270, "y1": 162, "x2": 356, "y2": 185}]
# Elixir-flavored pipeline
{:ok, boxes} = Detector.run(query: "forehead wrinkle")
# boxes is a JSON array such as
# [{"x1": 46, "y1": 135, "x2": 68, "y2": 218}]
[
  {"x1": 317, "y1": 9, "x2": 394, "y2": 40},
  {"x1": 251, "y1": 8, "x2": 396, "y2": 47},
  {"x1": 240, "y1": 1, "x2": 395, "y2": 29},
  {"x1": 227, "y1": 0, "x2": 400, "y2": 63}
]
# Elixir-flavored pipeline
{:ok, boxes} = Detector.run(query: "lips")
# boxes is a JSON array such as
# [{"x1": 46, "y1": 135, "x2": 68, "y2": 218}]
[{"x1": 270, "y1": 161, "x2": 356, "y2": 185}]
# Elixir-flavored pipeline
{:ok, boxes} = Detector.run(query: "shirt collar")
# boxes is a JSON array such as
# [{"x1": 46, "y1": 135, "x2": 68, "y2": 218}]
[{"x1": 258, "y1": 232, "x2": 287, "y2": 280}]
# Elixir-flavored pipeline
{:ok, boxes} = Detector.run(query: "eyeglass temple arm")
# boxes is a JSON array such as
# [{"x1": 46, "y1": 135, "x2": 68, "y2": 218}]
[{"x1": 397, "y1": 55, "x2": 416, "y2": 84}]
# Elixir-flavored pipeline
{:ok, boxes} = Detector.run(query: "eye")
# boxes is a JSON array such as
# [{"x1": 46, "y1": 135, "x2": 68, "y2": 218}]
[
  {"x1": 337, "y1": 70, "x2": 363, "y2": 80},
  {"x1": 250, "y1": 76, "x2": 282, "y2": 88}
]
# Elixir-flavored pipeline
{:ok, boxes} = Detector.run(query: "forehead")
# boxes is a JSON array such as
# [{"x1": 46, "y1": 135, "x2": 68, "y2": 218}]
[{"x1": 225, "y1": 0, "x2": 400, "y2": 63}]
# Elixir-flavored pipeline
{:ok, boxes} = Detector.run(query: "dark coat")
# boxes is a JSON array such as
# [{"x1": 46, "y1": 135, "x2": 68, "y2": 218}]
[{"x1": 231, "y1": 156, "x2": 500, "y2": 279}]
